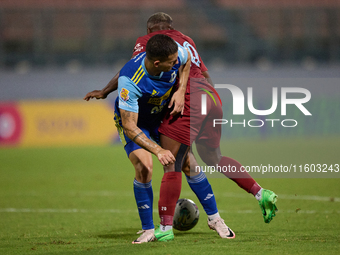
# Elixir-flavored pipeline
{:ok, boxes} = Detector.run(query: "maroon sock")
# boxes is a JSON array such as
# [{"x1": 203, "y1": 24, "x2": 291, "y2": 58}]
[
  {"x1": 158, "y1": 172, "x2": 182, "y2": 225},
  {"x1": 218, "y1": 156, "x2": 261, "y2": 195}
]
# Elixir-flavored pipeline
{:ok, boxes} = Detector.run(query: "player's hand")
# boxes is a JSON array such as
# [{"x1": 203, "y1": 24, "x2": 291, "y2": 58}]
[
  {"x1": 83, "y1": 90, "x2": 107, "y2": 101},
  {"x1": 156, "y1": 149, "x2": 176, "y2": 166},
  {"x1": 168, "y1": 90, "x2": 185, "y2": 116}
]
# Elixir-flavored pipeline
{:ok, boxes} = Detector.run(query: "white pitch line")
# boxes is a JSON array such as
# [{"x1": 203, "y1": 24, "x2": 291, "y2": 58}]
[
  {"x1": 5, "y1": 191, "x2": 340, "y2": 202},
  {"x1": 181, "y1": 191, "x2": 340, "y2": 202},
  {"x1": 0, "y1": 208, "x2": 134, "y2": 213},
  {"x1": 0, "y1": 208, "x2": 339, "y2": 214}
]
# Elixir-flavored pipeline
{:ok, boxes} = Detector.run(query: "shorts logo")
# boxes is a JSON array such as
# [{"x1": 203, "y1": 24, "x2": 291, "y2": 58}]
[
  {"x1": 199, "y1": 88, "x2": 217, "y2": 115},
  {"x1": 120, "y1": 88, "x2": 130, "y2": 101}
]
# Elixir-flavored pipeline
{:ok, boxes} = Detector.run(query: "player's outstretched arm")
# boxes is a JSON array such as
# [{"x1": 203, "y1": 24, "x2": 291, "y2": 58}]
[
  {"x1": 83, "y1": 71, "x2": 120, "y2": 101},
  {"x1": 120, "y1": 109, "x2": 175, "y2": 166},
  {"x1": 169, "y1": 49, "x2": 191, "y2": 115}
]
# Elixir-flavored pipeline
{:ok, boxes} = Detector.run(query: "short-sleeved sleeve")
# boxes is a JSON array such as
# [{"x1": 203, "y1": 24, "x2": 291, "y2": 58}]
[
  {"x1": 117, "y1": 76, "x2": 143, "y2": 113},
  {"x1": 176, "y1": 43, "x2": 188, "y2": 66}
]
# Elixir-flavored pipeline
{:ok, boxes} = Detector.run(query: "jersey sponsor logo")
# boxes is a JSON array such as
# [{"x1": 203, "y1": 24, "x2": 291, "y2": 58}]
[
  {"x1": 147, "y1": 87, "x2": 173, "y2": 105},
  {"x1": 151, "y1": 105, "x2": 164, "y2": 114},
  {"x1": 131, "y1": 65, "x2": 145, "y2": 84},
  {"x1": 120, "y1": 88, "x2": 130, "y2": 102}
]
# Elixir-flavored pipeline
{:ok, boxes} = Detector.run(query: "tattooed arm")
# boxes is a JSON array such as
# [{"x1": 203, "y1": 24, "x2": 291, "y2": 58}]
[{"x1": 120, "y1": 109, "x2": 175, "y2": 166}]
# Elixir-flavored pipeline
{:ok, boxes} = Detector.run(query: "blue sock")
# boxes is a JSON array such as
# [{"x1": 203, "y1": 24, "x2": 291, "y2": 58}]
[
  {"x1": 186, "y1": 171, "x2": 218, "y2": 216},
  {"x1": 133, "y1": 179, "x2": 154, "y2": 230}
]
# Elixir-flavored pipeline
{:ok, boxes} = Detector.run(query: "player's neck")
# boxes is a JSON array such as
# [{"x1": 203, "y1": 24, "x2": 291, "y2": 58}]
[
  {"x1": 147, "y1": 23, "x2": 173, "y2": 34},
  {"x1": 144, "y1": 58, "x2": 162, "y2": 77}
]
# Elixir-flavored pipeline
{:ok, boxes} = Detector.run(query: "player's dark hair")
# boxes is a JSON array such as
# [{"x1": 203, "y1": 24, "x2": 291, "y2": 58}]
[
  {"x1": 146, "y1": 34, "x2": 178, "y2": 62},
  {"x1": 147, "y1": 12, "x2": 173, "y2": 27}
]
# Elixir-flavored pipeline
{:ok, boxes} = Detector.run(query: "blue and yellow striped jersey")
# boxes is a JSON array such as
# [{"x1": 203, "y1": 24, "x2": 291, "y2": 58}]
[{"x1": 114, "y1": 46, "x2": 188, "y2": 129}]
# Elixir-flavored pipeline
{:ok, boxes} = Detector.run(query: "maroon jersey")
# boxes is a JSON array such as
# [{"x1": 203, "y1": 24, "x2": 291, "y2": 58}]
[
  {"x1": 132, "y1": 30, "x2": 222, "y2": 146},
  {"x1": 132, "y1": 29, "x2": 208, "y2": 94}
]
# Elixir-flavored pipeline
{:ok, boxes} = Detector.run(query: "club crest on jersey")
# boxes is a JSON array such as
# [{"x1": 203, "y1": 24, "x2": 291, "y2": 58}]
[
  {"x1": 120, "y1": 88, "x2": 130, "y2": 101},
  {"x1": 169, "y1": 71, "x2": 177, "y2": 83}
]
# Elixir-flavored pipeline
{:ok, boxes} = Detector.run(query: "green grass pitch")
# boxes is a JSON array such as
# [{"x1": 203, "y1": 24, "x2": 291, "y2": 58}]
[{"x1": 0, "y1": 137, "x2": 340, "y2": 254}]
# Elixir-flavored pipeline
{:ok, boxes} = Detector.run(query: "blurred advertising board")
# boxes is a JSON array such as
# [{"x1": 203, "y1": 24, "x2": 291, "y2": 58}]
[{"x1": 0, "y1": 100, "x2": 117, "y2": 147}]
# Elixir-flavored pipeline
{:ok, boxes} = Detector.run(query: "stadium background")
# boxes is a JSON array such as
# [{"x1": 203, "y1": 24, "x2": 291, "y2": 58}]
[
  {"x1": 0, "y1": 0, "x2": 340, "y2": 146},
  {"x1": 0, "y1": 0, "x2": 340, "y2": 147},
  {"x1": 0, "y1": 1, "x2": 339, "y2": 254}
]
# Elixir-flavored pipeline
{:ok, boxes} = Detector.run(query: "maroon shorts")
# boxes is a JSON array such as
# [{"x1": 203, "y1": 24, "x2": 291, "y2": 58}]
[{"x1": 159, "y1": 80, "x2": 222, "y2": 148}]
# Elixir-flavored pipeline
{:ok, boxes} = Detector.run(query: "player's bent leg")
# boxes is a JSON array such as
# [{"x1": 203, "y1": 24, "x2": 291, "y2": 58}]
[
  {"x1": 196, "y1": 142, "x2": 278, "y2": 223},
  {"x1": 181, "y1": 150, "x2": 200, "y2": 177},
  {"x1": 183, "y1": 152, "x2": 218, "y2": 216},
  {"x1": 129, "y1": 149, "x2": 155, "y2": 243},
  {"x1": 160, "y1": 134, "x2": 188, "y2": 173},
  {"x1": 182, "y1": 151, "x2": 235, "y2": 238},
  {"x1": 129, "y1": 149, "x2": 153, "y2": 183},
  {"x1": 155, "y1": 135, "x2": 189, "y2": 241},
  {"x1": 196, "y1": 142, "x2": 261, "y2": 195}
]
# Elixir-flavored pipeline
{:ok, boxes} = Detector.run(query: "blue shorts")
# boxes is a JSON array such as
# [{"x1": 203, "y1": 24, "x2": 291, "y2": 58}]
[{"x1": 114, "y1": 112, "x2": 160, "y2": 157}]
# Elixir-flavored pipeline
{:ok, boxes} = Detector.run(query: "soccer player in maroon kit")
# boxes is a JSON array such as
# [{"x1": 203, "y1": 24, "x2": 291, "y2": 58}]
[{"x1": 85, "y1": 12, "x2": 278, "y2": 243}]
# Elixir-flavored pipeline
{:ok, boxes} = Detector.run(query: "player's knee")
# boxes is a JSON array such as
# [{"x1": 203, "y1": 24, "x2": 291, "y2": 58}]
[
  {"x1": 202, "y1": 155, "x2": 222, "y2": 166},
  {"x1": 134, "y1": 161, "x2": 153, "y2": 182},
  {"x1": 197, "y1": 145, "x2": 222, "y2": 166},
  {"x1": 182, "y1": 164, "x2": 190, "y2": 176},
  {"x1": 202, "y1": 154, "x2": 222, "y2": 166},
  {"x1": 175, "y1": 144, "x2": 189, "y2": 173},
  {"x1": 181, "y1": 153, "x2": 201, "y2": 177},
  {"x1": 181, "y1": 156, "x2": 190, "y2": 176}
]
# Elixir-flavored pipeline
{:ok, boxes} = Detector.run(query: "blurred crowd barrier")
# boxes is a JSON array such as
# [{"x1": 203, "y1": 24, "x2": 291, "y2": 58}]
[{"x1": 0, "y1": 0, "x2": 340, "y2": 67}]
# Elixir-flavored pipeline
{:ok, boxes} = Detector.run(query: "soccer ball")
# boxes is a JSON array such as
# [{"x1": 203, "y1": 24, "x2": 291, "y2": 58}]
[{"x1": 173, "y1": 198, "x2": 199, "y2": 231}]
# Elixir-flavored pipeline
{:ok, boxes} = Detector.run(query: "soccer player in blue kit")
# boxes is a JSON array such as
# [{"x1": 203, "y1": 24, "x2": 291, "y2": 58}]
[
  {"x1": 113, "y1": 34, "x2": 191, "y2": 243},
  {"x1": 85, "y1": 12, "x2": 278, "y2": 243}
]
